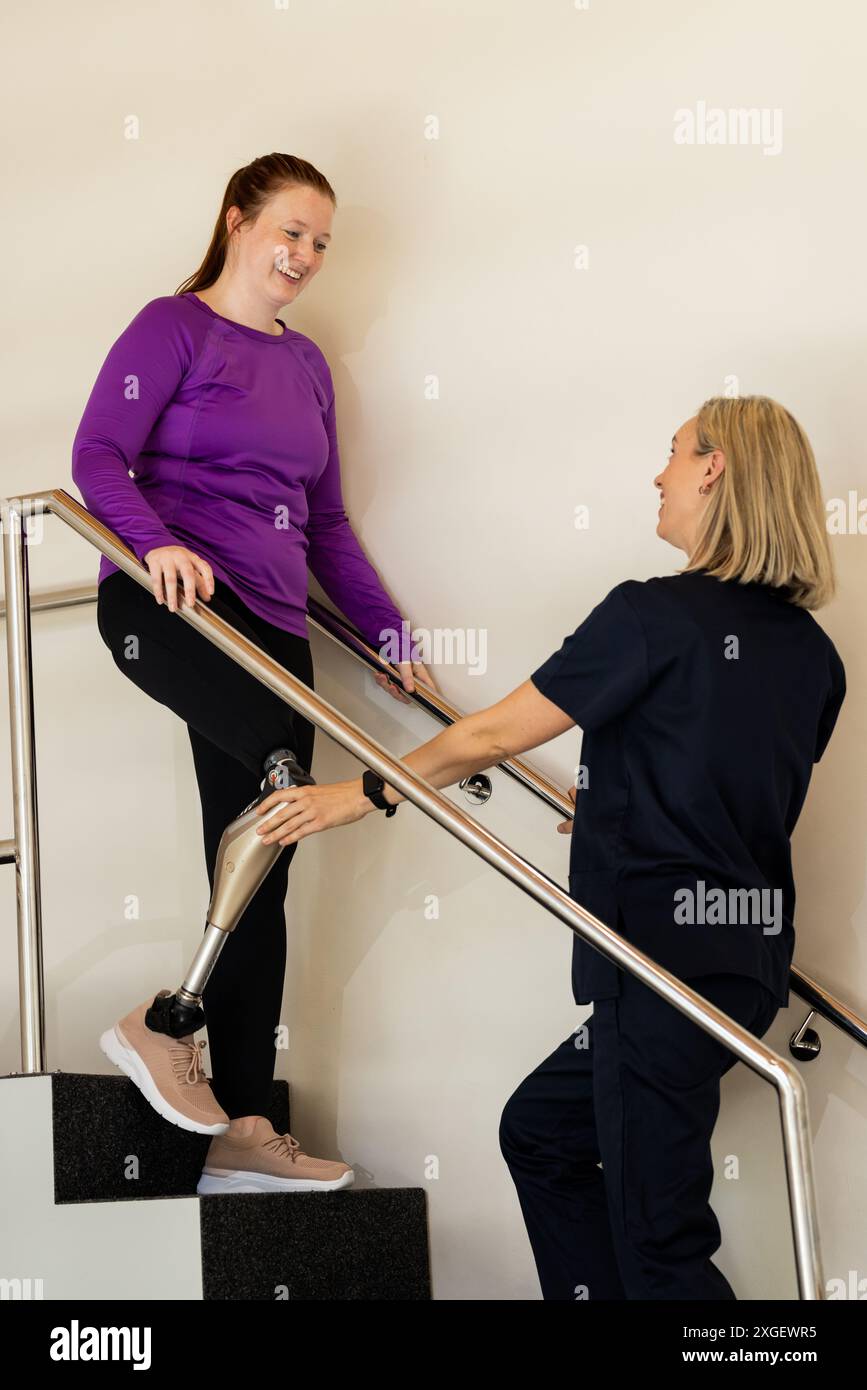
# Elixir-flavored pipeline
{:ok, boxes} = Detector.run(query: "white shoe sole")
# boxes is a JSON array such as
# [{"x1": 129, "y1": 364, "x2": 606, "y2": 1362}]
[
  {"x1": 196, "y1": 1168, "x2": 355, "y2": 1195},
  {"x1": 99, "y1": 1025, "x2": 229, "y2": 1136}
]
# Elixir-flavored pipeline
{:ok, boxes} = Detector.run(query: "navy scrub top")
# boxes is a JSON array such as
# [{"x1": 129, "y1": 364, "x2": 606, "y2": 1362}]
[{"x1": 529, "y1": 570, "x2": 846, "y2": 1007}]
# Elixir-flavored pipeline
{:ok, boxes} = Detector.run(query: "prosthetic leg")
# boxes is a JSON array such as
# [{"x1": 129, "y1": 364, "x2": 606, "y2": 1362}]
[{"x1": 143, "y1": 747, "x2": 315, "y2": 1040}]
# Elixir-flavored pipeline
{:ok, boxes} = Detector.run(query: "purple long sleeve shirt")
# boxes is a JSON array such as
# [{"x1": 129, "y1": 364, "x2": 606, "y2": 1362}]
[{"x1": 71, "y1": 292, "x2": 407, "y2": 651}]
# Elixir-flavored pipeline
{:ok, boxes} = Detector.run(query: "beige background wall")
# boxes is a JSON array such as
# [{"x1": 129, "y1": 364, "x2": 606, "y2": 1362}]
[{"x1": 1, "y1": 0, "x2": 865, "y2": 1298}]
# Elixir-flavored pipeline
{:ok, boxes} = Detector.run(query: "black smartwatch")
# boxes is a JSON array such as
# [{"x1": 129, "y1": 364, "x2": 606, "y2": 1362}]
[{"x1": 362, "y1": 769, "x2": 398, "y2": 816}]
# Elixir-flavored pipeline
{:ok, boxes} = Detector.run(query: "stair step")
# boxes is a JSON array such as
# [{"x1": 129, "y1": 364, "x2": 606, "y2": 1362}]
[
  {"x1": 6, "y1": 1073, "x2": 432, "y2": 1299},
  {"x1": 51, "y1": 1071, "x2": 290, "y2": 1202},
  {"x1": 200, "y1": 1188, "x2": 431, "y2": 1299}
]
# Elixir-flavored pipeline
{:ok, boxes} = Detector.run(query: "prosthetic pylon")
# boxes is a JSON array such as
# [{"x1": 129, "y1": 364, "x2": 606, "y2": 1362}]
[{"x1": 144, "y1": 747, "x2": 315, "y2": 1040}]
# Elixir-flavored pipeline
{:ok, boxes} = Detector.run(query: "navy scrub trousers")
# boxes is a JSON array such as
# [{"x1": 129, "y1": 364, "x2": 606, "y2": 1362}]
[
  {"x1": 95, "y1": 567, "x2": 316, "y2": 1121},
  {"x1": 498, "y1": 940, "x2": 780, "y2": 1301}
]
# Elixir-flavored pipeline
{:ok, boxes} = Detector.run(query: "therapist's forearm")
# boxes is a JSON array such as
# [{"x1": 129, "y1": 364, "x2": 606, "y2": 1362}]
[{"x1": 378, "y1": 713, "x2": 505, "y2": 808}]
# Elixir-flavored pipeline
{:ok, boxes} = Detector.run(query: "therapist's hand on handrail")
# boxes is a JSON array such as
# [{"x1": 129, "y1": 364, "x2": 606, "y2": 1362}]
[{"x1": 556, "y1": 785, "x2": 576, "y2": 834}]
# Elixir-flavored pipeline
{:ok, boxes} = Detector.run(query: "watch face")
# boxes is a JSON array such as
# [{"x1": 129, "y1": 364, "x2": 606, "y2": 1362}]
[
  {"x1": 363, "y1": 770, "x2": 385, "y2": 804},
  {"x1": 363, "y1": 770, "x2": 396, "y2": 812}
]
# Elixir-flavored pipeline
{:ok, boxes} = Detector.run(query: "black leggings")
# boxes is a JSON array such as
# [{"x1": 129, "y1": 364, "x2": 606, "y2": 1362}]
[{"x1": 96, "y1": 568, "x2": 316, "y2": 1119}]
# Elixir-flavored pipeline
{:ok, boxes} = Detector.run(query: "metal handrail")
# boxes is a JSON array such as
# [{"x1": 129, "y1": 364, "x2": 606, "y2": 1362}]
[
  {"x1": 1, "y1": 487, "x2": 830, "y2": 1297},
  {"x1": 6, "y1": 572, "x2": 864, "y2": 1055}
]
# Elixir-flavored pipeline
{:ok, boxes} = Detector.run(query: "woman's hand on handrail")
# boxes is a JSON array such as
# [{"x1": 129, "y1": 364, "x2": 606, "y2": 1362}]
[
  {"x1": 374, "y1": 658, "x2": 440, "y2": 703},
  {"x1": 143, "y1": 545, "x2": 215, "y2": 613}
]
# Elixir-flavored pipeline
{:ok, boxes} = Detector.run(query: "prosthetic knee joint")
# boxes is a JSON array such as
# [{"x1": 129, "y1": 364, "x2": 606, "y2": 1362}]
[{"x1": 144, "y1": 747, "x2": 315, "y2": 1040}]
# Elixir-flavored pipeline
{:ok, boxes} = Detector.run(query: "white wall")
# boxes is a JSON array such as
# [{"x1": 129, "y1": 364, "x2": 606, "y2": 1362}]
[{"x1": 1, "y1": 0, "x2": 865, "y2": 1299}]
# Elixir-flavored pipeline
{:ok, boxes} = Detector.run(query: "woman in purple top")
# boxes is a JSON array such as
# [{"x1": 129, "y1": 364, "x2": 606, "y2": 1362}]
[{"x1": 74, "y1": 153, "x2": 437, "y2": 1189}]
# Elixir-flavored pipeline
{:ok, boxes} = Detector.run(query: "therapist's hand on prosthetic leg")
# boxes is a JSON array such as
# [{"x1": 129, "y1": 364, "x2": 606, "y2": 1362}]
[{"x1": 254, "y1": 678, "x2": 578, "y2": 848}]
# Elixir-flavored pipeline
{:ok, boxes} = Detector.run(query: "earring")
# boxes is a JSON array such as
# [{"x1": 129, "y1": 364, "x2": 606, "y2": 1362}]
[{"x1": 698, "y1": 483, "x2": 712, "y2": 495}]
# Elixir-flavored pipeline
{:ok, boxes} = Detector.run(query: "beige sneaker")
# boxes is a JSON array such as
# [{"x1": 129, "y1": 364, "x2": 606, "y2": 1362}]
[
  {"x1": 197, "y1": 1116, "x2": 355, "y2": 1194},
  {"x1": 100, "y1": 990, "x2": 229, "y2": 1135}
]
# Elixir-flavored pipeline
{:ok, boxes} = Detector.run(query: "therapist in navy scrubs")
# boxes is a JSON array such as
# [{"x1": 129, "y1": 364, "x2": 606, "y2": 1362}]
[{"x1": 253, "y1": 394, "x2": 846, "y2": 1300}]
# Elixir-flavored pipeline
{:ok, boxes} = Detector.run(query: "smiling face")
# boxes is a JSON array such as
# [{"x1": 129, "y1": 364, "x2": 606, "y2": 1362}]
[
  {"x1": 654, "y1": 415, "x2": 725, "y2": 556},
  {"x1": 226, "y1": 183, "x2": 334, "y2": 311}
]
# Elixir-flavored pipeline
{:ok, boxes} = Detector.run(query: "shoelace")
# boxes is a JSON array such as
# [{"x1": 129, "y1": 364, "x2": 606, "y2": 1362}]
[
  {"x1": 263, "y1": 1131, "x2": 307, "y2": 1164},
  {"x1": 170, "y1": 1038, "x2": 210, "y2": 1087}
]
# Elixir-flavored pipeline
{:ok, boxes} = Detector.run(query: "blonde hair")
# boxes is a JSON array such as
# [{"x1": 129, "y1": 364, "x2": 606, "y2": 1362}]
[{"x1": 681, "y1": 395, "x2": 836, "y2": 609}]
